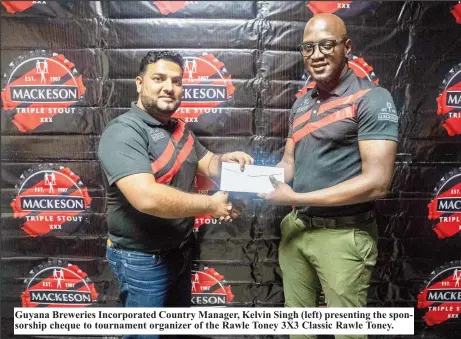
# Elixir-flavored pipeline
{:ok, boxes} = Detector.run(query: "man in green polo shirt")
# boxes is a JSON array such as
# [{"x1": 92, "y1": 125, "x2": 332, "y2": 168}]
[
  {"x1": 98, "y1": 51, "x2": 253, "y2": 339},
  {"x1": 259, "y1": 14, "x2": 398, "y2": 339}
]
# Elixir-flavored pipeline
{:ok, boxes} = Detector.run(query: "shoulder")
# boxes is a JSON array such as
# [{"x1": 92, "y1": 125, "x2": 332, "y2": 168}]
[
  {"x1": 353, "y1": 76, "x2": 392, "y2": 98},
  {"x1": 100, "y1": 112, "x2": 149, "y2": 147},
  {"x1": 105, "y1": 112, "x2": 146, "y2": 132}
]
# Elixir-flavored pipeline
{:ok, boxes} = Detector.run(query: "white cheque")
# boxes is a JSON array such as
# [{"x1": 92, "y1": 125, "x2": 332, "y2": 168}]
[{"x1": 220, "y1": 163, "x2": 284, "y2": 194}]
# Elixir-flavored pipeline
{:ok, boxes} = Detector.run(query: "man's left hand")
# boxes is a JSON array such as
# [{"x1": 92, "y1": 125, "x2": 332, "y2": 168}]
[
  {"x1": 258, "y1": 175, "x2": 296, "y2": 205},
  {"x1": 221, "y1": 151, "x2": 254, "y2": 171}
]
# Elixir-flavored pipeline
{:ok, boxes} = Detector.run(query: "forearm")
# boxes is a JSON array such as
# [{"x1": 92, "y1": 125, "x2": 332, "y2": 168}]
[
  {"x1": 139, "y1": 183, "x2": 214, "y2": 218},
  {"x1": 276, "y1": 161, "x2": 294, "y2": 184},
  {"x1": 207, "y1": 153, "x2": 223, "y2": 178},
  {"x1": 292, "y1": 174, "x2": 389, "y2": 207}
]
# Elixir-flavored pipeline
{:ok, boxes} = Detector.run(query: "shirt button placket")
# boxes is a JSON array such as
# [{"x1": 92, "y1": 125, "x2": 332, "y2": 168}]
[{"x1": 313, "y1": 99, "x2": 320, "y2": 115}]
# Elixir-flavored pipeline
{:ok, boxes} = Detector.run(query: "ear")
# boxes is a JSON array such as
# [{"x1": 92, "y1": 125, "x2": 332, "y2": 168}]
[
  {"x1": 344, "y1": 38, "x2": 352, "y2": 56},
  {"x1": 135, "y1": 75, "x2": 143, "y2": 94}
]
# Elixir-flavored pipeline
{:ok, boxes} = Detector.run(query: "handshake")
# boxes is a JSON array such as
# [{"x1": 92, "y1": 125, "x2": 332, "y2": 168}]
[
  {"x1": 205, "y1": 153, "x2": 294, "y2": 222},
  {"x1": 208, "y1": 191, "x2": 242, "y2": 222}
]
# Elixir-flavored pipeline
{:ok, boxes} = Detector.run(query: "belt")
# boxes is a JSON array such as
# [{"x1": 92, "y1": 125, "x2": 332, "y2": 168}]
[
  {"x1": 107, "y1": 236, "x2": 190, "y2": 255},
  {"x1": 299, "y1": 210, "x2": 375, "y2": 229}
]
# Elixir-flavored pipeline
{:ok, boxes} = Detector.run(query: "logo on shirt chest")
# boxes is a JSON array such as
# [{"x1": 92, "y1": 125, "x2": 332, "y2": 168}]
[{"x1": 148, "y1": 128, "x2": 167, "y2": 142}]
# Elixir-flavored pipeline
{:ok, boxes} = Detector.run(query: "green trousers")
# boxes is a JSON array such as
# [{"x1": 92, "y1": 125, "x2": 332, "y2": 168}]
[{"x1": 279, "y1": 210, "x2": 378, "y2": 339}]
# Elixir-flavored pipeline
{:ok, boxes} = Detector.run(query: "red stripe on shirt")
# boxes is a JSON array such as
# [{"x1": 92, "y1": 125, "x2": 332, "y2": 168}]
[
  {"x1": 151, "y1": 139, "x2": 175, "y2": 174},
  {"x1": 293, "y1": 105, "x2": 356, "y2": 143},
  {"x1": 293, "y1": 109, "x2": 312, "y2": 129},
  {"x1": 157, "y1": 134, "x2": 195, "y2": 184},
  {"x1": 172, "y1": 119, "x2": 186, "y2": 143},
  {"x1": 318, "y1": 88, "x2": 370, "y2": 115}
]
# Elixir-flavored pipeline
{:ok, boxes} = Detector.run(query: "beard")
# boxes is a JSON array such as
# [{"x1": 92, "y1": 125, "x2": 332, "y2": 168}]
[{"x1": 140, "y1": 91, "x2": 180, "y2": 117}]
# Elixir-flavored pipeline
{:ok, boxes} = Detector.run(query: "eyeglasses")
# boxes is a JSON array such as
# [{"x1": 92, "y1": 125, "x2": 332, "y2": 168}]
[{"x1": 299, "y1": 38, "x2": 347, "y2": 58}]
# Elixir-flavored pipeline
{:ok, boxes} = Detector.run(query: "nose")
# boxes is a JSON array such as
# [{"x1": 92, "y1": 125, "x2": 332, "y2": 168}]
[
  {"x1": 162, "y1": 78, "x2": 174, "y2": 93},
  {"x1": 310, "y1": 44, "x2": 324, "y2": 60}
]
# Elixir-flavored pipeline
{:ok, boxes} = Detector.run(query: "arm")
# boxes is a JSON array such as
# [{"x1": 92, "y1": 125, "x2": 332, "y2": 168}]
[
  {"x1": 262, "y1": 140, "x2": 397, "y2": 205},
  {"x1": 292, "y1": 139, "x2": 396, "y2": 205},
  {"x1": 98, "y1": 121, "x2": 232, "y2": 220},
  {"x1": 276, "y1": 138, "x2": 295, "y2": 184},
  {"x1": 115, "y1": 173, "x2": 231, "y2": 219}
]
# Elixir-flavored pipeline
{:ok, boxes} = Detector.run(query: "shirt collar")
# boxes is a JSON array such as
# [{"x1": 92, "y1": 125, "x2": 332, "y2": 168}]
[
  {"x1": 311, "y1": 67, "x2": 355, "y2": 98},
  {"x1": 130, "y1": 102, "x2": 178, "y2": 129}
]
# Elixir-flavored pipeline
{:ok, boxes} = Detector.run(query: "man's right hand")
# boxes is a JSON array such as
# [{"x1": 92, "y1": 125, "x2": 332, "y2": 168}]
[{"x1": 210, "y1": 191, "x2": 233, "y2": 221}]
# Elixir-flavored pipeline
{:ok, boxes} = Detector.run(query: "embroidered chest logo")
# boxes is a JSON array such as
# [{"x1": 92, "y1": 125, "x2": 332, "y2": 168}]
[{"x1": 148, "y1": 128, "x2": 166, "y2": 142}]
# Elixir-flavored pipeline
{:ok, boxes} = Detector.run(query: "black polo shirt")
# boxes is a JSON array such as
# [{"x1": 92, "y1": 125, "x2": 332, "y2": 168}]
[
  {"x1": 98, "y1": 102, "x2": 208, "y2": 251},
  {"x1": 288, "y1": 68, "x2": 398, "y2": 217}
]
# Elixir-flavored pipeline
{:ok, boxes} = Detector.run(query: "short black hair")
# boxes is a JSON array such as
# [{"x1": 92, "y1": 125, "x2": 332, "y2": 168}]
[{"x1": 139, "y1": 51, "x2": 184, "y2": 76}]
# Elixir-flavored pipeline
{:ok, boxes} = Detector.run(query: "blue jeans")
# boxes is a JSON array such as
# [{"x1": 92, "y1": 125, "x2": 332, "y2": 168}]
[{"x1": 106, "y1": 242, "x2": 192, "y2": 339}]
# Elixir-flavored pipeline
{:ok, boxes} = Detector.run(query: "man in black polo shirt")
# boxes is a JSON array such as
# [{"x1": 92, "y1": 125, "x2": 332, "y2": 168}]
[
  {"x1": 260, "y1": 14, "x2": 398, "y2": 339},
  {"x1": 98, "y1": 51, "x2": 253, "y2": 330}
]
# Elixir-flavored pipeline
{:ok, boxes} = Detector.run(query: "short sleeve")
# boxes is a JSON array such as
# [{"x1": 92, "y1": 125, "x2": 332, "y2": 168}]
[
  {"x1": 357, "y1": 87, "x2": 399, "y2": 142},
  {"x1": 98, "y1": 122, "x2": 153, "y2": 186},
  {"x1": 287, "y1": 108, "x2": 295, "y2": 138},
  {"x1": 288, "y1": 96, "x2": 305, "y2": 138},
  {"x1": 189, "y1": 129, "x2": 208, "y2": 160}
]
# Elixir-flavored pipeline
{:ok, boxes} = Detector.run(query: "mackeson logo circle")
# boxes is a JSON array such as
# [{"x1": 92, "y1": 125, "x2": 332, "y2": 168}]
[
  {"x1": 417, "y1": 262, "x2": 461, "y2": 326},
  {"x1": 436, "y1": 63, "x2": 461, "y2": 136},
  {"x1": 1, "y1": 50, "x2": 86, "y2": 132},
  {"x1": 191, "y1": 267, "x2": 234, "y2": 306},
  {"x1": 10, "y1": 164, "x2": 92, "y2": 237},
  {"x1": 21, "y1": 259, "x2": 98, "y2": 307},
  {"x1": 296, "y1": 55, "x2": 378, "y2": 98},
  {"x1": 172, "y1": 53, "x2": 235, "y2": 123},
  {"x1": 428, "y1": 168, "x2": 461, "y2": 239}
]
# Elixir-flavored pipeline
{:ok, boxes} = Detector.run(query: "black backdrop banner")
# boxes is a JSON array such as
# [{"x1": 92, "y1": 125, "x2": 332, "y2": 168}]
[{"x1": 1, "y1": 1, "x2": 461, "y2": 338}]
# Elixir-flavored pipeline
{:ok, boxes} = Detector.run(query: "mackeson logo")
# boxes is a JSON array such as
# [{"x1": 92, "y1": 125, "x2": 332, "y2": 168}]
[
  {"x1": 296, "y1": 55, "x2": 378, "y2": 98},
  {"x1": 191, "y1": 267, "x2": 234, "y2": 306},
  {"x1": 10, "y1": 165, "x2": 92, "y2": 237},
  {"x1": 152, "y1": 1, "x2": 198, "y2": 16},
  {"x1": 436, "y1": 63, "x2": 461, "y2": 136},
  {"x1": 417, "y1": 263, "x2": 461, "y2": 326},
  {"x1": 21, "y1": 260, "x2": 98, "y2": 307},
  {"x1": 428, "y1": 169, "x2": 461, "y2": 239},
  {"x1": 172, "y1": 53, "x2": 235, "y2": 123},
  {"x1": 1, "y1": 51, "x2": 86, "y2": 132}
]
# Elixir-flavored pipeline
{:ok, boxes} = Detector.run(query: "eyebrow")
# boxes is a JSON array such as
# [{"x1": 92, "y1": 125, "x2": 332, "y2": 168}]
[{"x1": 151, "y1": 72, "x2": 181, "y2": 78}]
